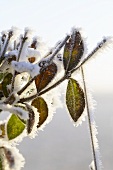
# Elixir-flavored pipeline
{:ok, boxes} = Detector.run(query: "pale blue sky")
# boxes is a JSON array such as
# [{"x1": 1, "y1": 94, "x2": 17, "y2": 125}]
[{"x1": 0, "y1": 0, "x2": 113, "y2": 92}]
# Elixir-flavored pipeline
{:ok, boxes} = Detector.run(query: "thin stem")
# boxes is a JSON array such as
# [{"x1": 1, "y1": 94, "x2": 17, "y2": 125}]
[
  {"x1": 19, "y1": 75, "x2": 66, "y2": 103},
  {"x1": 11, "y1": 31, "x2": 28, "y2": 92},
  {"x1": 17, "y1": 31, "x2": 28, "y2": 62},
  {"x1": 44, "y1": 40, "x2": 62, "y2": 58},
  {"x1": 17, "y1": 76, "x2": 36, "y2": 95},
  {"x1": 0, "y1": 31, "x2": 13, "y2": 64},
  {"x1": 49, "y1": 35, "x2": 70, "y2": 61},
  {"x1": 39, "y1": 35, "x2": 70, "y2": 67},
  {"x1": 71, "y1": 38, "x2": 107, "y2": 74},
  {"x1": 81, "y1": 66, "x2": 98, "y2": 170}
]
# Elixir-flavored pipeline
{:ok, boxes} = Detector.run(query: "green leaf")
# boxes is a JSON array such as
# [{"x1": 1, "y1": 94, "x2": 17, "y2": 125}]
[
  {"x1": 2, "y1": 73, "x2": 13, "y2": 97},
  {"x1": 66, "y1": 78, "x2": 85, "y2": 122},
  {"x1": 35, "y1": 62, "x2": 57, "y2": 93},
  {"x1": 7, "y1": 114, "x2": 25, "y2": 140},
  {"x1": 63, "y1": 30, "x2": 84, "y2": 72},
  {"x1": 31, "y1": 97, "x2": 48, "y2": 128}
]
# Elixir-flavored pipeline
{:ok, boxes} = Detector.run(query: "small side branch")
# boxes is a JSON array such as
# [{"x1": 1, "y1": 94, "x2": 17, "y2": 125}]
[
  {"x1": 71, "y1": 38, "x2": 107, "y2": 74},
  {"x1": 39, "y1": 35, "x2": 70, "y2": 67},
  {"x1": 49, "y1": 35, "x2": 70, "y2": 61},
  {"x1": 11, "y1": 32, "x2": 28, "y2": 92},
  {"x1": 18, "y1": 75, "x2": 66, "y2": 103},
  {"x1": 0, "y1": 31, "x2": 13, "y2": 64}
]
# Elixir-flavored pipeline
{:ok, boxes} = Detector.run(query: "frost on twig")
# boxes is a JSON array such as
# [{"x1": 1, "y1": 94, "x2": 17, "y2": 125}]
[
  {"x1": 12, "y1": 61, "x2": 40, "y2": 78},
  {"x1": 81, "y1": 66, "x2": 102, "y2": 170}
]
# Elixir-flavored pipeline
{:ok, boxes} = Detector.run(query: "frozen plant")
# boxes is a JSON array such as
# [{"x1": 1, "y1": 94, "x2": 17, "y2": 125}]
[{"x1": 0, "y1": 27, "x2": 111, "y2": 170}]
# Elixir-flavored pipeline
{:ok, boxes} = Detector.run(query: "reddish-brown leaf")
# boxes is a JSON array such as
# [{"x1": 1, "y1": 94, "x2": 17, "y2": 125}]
[{"x1": 35, "y1": 62, "x2": 57, "y2": 92}]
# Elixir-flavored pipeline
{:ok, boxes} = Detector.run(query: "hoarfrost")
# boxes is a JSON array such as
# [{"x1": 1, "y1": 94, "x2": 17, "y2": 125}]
[
  {"x1": 12, "y1": 61, "x2": 40, "y2": 78},
  {"x1": 89, "y1": 161, "x2": 95, "y2": 170},
  {"x1": 0, "y1": 103, "x2": 28, "y2": 120}
]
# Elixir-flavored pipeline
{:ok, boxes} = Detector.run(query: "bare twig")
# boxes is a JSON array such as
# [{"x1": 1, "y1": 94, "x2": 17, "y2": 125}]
[
  {"x1": 11, "y1": 31, "x2": 28, "y2": 92},
  {"x1": 0, "y1": 31, "x2": 13, "y2": 64},
  {"x1": 19, "y1": 75, "x2": 66, "y2": 103},
  {"x1": 81, "y1": 66, "x2": 98, "y2": 170},
  {"x1": 39, "y1": 35, "x2": 70, "y2": 67},
  {"x1": 71, "y1": 38, "x2": 107, "y2": 74}
]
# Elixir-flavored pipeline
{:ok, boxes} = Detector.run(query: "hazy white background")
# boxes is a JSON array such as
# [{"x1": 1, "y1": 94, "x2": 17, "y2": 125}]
[{"x1": 0, "y1": 0, "x2": 113, "y2": 169}]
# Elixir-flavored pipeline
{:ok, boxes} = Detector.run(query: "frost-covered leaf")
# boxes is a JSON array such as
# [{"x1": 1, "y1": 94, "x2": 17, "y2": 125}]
[
  {"x1": 0, "y1": 123, "x2": 5, "y2": 138},
  {"x1": 2, "y1": 147, "x2": 15, "y2": 168},
  {"x1": 63, "y1": 30, "x2": 84, "y2": 71},
  {"x1": 35, "y1": 62, "x2": 57, "y2": 93},
  {"x1": 25, "y1": 103, "x2": 35, "y2": 134},
  {"x1": 66, "y1": 78, "x2": 85, "y2": 122},
  {"x1": 2, "y1": 73, "x2": 13, "y2": 97},
  {"x1": 7, "y1": 114, "x2": 25, "y2": 140},
  {"x1": 0, "y1": 145, "x2": 25, "y2": 170},
  {"x1": 31, "y1": 97, "x2": 48, "y2": 128}
]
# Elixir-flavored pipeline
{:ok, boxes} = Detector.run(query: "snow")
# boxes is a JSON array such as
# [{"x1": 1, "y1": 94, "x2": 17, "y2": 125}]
[
  {"x1": 12, "y1": 61, "x2": 40, "y2": 78},
  {"x1": 0, "y1": 103, "x2": 28, "y2": 120}
]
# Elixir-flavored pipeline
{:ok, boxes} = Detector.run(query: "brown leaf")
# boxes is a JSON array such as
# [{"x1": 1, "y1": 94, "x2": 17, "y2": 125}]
[{"x1": 35, "y1": 62, "x2": 57, "y2": 93}]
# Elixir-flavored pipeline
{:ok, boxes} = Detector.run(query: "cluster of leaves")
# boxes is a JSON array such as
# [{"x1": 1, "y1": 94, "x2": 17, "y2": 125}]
[
  {"x1": 0, "y1": 27, "x2": 87, "y2": 169},
  {"x1": 0, "y1": 28, "x2": 85, "y2": 137},
  {"x1": 0, "y1": 27, "x2": 107, "y2": 170}
]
